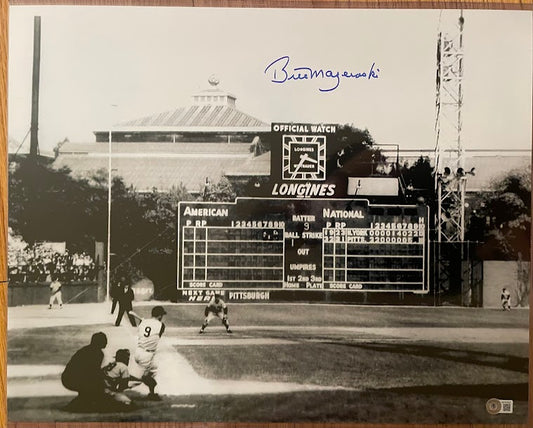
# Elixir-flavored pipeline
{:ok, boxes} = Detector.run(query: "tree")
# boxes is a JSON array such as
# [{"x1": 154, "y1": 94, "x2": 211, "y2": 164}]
[
  {"x1": 516, "y1": 253, "x2": 529, "y2": 307},
  {"x1": 473, "y1": 166, "x2": 531, "y2": 260},
  {"x1": 325, "y1": 124, "x2": 383, "y2": 178},
  {"x1": 111, "y1": 184, "x2": 192, "y2": 300},
  {"x1": 316, "y1": 124, "x2": 385, "y2": 198},
  {"x1": 8, "y1": 157, "x2": 107, "y2": 251},
  {"x1": 399, "y1": 156, "x2": 437, "y2": 208},
  {"x1": 201, "y1": 177, "x2": 237, "y2": 202},
  {"x1": 8, "y1": 156, "x2": 192, "y2": 297}
]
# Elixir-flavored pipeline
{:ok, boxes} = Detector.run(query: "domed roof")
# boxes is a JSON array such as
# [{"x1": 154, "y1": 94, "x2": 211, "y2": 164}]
[{"x1": 110, "y1": 78, "x2": 269, "y2": 133}]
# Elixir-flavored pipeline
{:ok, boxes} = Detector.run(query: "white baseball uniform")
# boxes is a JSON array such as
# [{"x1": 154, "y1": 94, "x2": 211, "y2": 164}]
[
  {"x1": 49, "y1": 280, "x2": 63, "y2": 307},
  {"x1": 104, "y1": 361, "x2": 131, "y2": 404},
  {"x1": 205, "y1": 296, "x2": 227, "y2": 322},
  {"x1": 133, "y1": 318, "x2": 164, "y2": 377}
]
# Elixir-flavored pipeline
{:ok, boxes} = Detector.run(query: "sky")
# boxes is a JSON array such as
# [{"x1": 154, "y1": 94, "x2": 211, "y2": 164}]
[{"x1": 7, "y1": 6, "x2": 532, "y2": 154}]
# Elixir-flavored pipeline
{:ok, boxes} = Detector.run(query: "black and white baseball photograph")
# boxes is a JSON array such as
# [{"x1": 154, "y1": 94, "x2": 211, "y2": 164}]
[{"x1": 6, "y1": 5, "x2": 532, "y2": 424}]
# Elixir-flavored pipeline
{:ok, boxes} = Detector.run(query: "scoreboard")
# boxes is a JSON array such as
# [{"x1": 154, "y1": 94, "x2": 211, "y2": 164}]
[{"x1": 178, "y1": 198, "x2": 429, "y2": 301}]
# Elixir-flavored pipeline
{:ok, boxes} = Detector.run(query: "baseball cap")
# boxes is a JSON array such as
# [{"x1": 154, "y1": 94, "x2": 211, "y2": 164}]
[
  {"x1": 151, "y1": 306, "x2": 167, "y2": 317},
  {"x1": 115, "y1": 349, "x2": 130, "y2": 359}
]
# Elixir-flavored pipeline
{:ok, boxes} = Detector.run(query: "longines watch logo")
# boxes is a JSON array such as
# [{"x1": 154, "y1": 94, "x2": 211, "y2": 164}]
[{"x1": 282, "y1": 135, "x2": 326, "y2": 180}]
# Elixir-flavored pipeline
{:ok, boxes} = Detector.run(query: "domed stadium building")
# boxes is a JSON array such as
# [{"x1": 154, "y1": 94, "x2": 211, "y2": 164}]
[{"x1": 53, "y1": 79, "x2": 270, "y2": 194}]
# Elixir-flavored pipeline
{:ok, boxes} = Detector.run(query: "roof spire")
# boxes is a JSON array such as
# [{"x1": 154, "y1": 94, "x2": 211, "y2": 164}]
[{"x1": 208, "y1": 75, "x2": 220, "y2": 87}]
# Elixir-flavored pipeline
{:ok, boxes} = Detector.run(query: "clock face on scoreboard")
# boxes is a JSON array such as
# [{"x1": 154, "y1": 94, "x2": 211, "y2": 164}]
[{"x1": 282, "y1": 135, "x2": 326, "y2": 180}]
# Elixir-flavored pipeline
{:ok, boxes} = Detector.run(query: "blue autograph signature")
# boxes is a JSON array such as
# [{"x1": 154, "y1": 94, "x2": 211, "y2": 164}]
[{"x1": 264, "y1": 55, "x2": 380, "y2": 92}]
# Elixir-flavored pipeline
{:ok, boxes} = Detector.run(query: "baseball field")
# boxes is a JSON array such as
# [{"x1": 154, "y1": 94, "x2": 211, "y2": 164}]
[{"x1": 7, "y1": 301, "x2": 530, "y2": 424}]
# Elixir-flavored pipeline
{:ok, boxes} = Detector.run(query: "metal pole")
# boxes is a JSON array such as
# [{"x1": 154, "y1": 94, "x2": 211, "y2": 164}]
[
  {"x1": 106, "y1": 129, "x2": 112, "y2": 302},
  {"x1": 460, "y1": 178, "x2": 466, "y2": 241},
  {"x1": 437, "y1": 179, "x2": 442, "y2": 241},
  {"x1": 457, "y1": 11, "x2": 465, "y2": 171},
  {"x1": 30, "y1": 16, "x2": 41, "y2": 158},
  {"x1": 432, "y1": 240, "x2": 437, "y2": 307}
]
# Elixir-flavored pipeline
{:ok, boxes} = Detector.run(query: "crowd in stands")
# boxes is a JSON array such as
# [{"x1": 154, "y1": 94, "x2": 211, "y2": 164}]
[{"x1": 8, "y1": 245, "x2": 97, "y2": 283}]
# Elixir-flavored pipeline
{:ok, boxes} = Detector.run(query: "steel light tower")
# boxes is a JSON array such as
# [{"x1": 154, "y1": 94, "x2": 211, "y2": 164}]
[
  {"x1": 433, "y1": 11, "x2": 475, "y2": 306},
  {"x1": 434, "y1": 10, "x2": 466, "y2": 243}
]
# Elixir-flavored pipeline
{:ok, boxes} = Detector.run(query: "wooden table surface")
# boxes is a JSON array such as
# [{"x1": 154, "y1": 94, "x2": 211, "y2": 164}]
[{"x1": 0, "y1": 0, "x2": 531, "y2": 427}]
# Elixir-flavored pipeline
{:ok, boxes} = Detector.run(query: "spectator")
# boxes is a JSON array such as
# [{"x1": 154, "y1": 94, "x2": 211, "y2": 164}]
[{"x1": 8, "y1": 244, "x2": 97, "y2": 283}]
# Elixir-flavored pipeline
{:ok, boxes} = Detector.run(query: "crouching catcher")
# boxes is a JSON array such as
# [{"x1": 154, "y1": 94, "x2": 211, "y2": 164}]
[{"x1": 103, "y1": 349, "x2": 142, "y2": 406}]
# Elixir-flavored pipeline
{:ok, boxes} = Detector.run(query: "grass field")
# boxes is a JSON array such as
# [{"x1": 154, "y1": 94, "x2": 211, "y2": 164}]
[{"x1": 7, "y1": 302, "x2": 530, "y2": 424}]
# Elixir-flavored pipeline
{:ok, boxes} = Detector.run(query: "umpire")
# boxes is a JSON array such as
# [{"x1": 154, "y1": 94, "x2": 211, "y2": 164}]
[
  {"x1": 110, "y1": 277, "x2": 124, "y2": 315},
  {"x1": 115, "y1": 282, "x2": 136, "y2": 327},
  {"x1": 61, "y1": 332, "x2": 108, "y2": 410}
]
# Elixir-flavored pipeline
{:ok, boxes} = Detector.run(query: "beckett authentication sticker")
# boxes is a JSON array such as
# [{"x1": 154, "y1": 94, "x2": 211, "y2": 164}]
[
  {"x1": 486, "y1": 398, "x2": 514, "y2": 415},
  {"x1": 486, "y1": 398, "x2": 503, "y2": 415}
]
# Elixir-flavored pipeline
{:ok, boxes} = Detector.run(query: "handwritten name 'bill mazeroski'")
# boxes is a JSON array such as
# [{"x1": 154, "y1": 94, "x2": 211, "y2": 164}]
[{"x1": 264, "y1": 55, "x2": 380, "y2": 93}]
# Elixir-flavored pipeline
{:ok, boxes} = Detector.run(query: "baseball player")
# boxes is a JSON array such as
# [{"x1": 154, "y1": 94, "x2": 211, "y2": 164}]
[
  {"x1": 103, "y1": 349, "x2": 141, "y2": 406},
  {"x1": 129, "y1": 306, "x2": 166, "y2": 401},
  {"x1": 199, "y1": 293, "x2": 232, "y2": 334},
  {"x1": 48, "y1": 276, "x2": 63, "y2": 309},
  {"x1": 501, "y1": 288, "x2": 512, "y2": 311}
]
